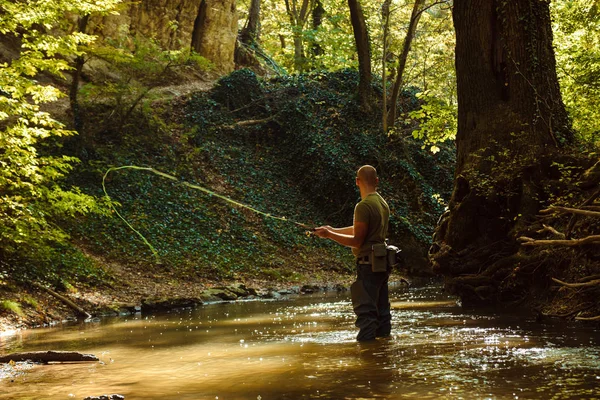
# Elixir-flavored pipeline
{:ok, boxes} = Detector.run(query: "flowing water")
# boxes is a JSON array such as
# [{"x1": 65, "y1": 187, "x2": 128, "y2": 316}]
[{"x1": 1, "y1": 283, "x2": 599, "y2": 399}]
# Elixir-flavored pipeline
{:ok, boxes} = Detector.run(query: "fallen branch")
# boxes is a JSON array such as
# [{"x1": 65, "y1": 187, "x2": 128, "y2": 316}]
[
  {"x1": 540, "y1": 206, "x2": 600, "y2": 218},
  {"x1": 551, "y1": 278, "x2": 600, "y2": 288},
  {"x1": 0, "y1": 351, "x2": 98, "y2": 364},
  {"x1": 224, "y1": 115, "x2": 275, "y2": 129},
  {"x1": 575, "y1": 315, "x2": 600, "y2": 321},
  {"x1": 33, "y1": 282, "x2": 91, "y2": 320},
  {"x1": 519, "y1": 235, "x2": 600, "y2": 247}
]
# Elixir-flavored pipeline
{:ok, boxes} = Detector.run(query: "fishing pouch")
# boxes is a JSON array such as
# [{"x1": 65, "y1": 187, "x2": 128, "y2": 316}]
[
  {"x1": 386, "y1": 244, "x2": 402, "y2": 269},
  {"x1": 371, "y1": 243, "x2": 388, "y2": 272}
]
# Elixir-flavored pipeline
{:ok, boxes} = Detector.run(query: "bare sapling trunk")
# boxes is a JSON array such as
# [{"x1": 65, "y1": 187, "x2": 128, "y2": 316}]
[
  {"x1": 386, "y1": 0, "x2": 424, "y2": 128},
  {"x1": 284, "y1": 0, "x2": 314, "y2": 72}
]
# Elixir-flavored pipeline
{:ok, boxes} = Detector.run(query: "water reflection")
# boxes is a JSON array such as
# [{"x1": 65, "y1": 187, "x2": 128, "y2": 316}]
[{"x1": 1, "y1": 285, "x2": 599, "y2": 399}]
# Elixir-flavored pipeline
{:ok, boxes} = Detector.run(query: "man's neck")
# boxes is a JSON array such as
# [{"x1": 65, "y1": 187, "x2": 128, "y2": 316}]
[{"x1": 360, "y1": 187, "x2": 377, "y2": 199}]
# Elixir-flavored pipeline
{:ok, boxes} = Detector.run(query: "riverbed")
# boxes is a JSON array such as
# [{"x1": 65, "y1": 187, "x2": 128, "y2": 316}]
[{"x1": 1, "y1": 283, "x2": 599, "y2": 399}]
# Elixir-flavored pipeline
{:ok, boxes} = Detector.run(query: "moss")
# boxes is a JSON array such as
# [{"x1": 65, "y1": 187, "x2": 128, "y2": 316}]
[
  {"x1": 0, "y1": 300, "x2": 24, "y2": 317},
  {"x1": 22, "y1": 295, "x2": 39, "y2": 309}
]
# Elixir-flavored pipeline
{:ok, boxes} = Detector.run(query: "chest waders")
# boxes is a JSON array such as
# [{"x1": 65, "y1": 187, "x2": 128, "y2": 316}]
[{"x1": 351, "y1": 259, "x2": 392, "y2": 341}]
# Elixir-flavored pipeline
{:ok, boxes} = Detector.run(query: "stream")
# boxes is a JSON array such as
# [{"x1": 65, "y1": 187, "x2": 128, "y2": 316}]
[{"x1": 1, "y1": 283, "x2": 599, "y2": 399}]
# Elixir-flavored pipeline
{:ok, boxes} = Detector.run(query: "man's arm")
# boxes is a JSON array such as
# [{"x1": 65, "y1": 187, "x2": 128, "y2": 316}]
[
  {"x1": 314, "y1": 221, "x2": 368, "y2": 249},
  {"x1": 324, "y1": 225, "x2": 354, "y2": 235}
]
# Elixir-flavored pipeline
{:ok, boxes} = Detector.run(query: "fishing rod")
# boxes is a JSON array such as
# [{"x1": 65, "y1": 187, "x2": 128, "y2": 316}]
[{"x1": 102, "y1": 165, "x2": 314, "y2": 263}]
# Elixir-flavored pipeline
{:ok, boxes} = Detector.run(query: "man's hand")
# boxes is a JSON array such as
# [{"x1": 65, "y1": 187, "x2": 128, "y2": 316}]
[{"x1": 313, "y1": 226, "x2": 331, "y2": 238}]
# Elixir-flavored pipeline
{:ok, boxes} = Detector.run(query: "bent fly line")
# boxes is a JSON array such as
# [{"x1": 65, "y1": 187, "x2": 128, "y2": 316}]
[{"x1": 102, "y1": 165, "x2": 313, "y2": 263}]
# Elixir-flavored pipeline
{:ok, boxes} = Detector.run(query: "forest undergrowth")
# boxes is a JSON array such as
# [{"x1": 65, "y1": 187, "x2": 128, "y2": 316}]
[{"x1": 0, "y1": 69, "x2": 455, "y2": 329}]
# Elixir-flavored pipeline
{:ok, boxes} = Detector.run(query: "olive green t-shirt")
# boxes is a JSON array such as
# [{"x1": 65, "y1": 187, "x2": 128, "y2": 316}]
[{"x1": 352, "y1": 192, "x2": 390, "y2": 257}]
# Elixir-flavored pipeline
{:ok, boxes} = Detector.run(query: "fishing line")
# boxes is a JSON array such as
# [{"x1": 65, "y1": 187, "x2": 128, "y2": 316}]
[{"x1": 102, "y1": 165, "x2": 313, "y2": 262}]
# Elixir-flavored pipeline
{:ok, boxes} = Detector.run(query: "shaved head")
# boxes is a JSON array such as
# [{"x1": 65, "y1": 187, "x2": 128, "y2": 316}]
[{"x1": 357, "y1": 165, "x2": 378, "y2": 187}]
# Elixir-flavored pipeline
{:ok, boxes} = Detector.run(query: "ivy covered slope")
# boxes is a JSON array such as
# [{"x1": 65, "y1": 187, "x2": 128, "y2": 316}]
[{"x1": 65, "y1": 69, "x2": 453, "y2": 288}]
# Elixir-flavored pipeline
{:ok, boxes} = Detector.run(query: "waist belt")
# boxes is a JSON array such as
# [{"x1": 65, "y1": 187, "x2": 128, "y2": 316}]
[{"x1": 357, "y1": 255, "x2": 370, "y2": 265}]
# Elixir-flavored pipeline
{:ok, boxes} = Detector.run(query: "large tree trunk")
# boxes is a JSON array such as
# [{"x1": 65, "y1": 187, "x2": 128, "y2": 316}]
[
  {"x1": 348, "y1": 0, "x2": 372, "y2": 112},
  {"x1": 191, "y1": 0, "x2": 238, "y2": 73},
  {"x1": 429, "y1": 0, "x2": 573, "y2": 306}
]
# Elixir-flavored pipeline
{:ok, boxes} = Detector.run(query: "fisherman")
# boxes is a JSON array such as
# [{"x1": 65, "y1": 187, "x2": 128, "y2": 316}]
[{"x1": 314, "y1": 165, "x2": 391, "y2": 341}]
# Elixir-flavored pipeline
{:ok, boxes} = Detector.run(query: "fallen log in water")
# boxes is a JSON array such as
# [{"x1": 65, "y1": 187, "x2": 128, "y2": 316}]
[{"x1": 0, "y1": 351, "x2": 98, "y2": 364}]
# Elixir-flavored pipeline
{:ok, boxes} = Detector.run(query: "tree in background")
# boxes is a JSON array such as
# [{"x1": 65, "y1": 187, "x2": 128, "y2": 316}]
[
  {"x1": 0, "y1": 0, "x2": 117, "y2": 272},
  {"x1": 348, "y1": 0, "x2": 373, "y2": 111},
  {"x1": 284, "y1": 0, "x2": 315, "y2": 72},
  {"x1": 310, "y1": 0, "x2": 326, "y2": 59},
  {"x1": 384, "y1": 0, "x2": 424, "y2": 127},
  {"x1": 430, "y1": 0, "x2": 576, "y2": 305},
  {"x1": 552, "y1": 0, "x2": 600, "y2": 145},
  {"x1": 241, "y1": 0, "x2": 263, "y2": 44}
]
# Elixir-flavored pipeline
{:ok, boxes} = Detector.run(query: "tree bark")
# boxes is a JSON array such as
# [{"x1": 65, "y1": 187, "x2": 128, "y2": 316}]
[
  {"x1": 311, "y1": 0, "x2": 325, "y2": 57},
  {"x1": 429, "y1": 0, "x2": 574, "y2": 305},
  {"x1": 240, "y1": 0, "x2": 261, "y2": 44},
  {"x1": 381, "y1": 0, "x2": 392, "y2": 131},
  {"x1": 348, "y1": 0, "x2": 372, "y2": 112},
  {"x1": 69, "y1": 14, "x2": 89, "y2": 134},
  {"x1": 386, "y1": 0, "x2": 425, "y2": 127},
  {"x1": 191, "y1": 0, "x2": 237, "y2": 73}
]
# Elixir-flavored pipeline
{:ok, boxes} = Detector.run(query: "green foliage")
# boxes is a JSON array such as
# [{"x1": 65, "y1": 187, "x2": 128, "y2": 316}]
[
  {"x1": 257, "y1": 0, "x2": 358, "y2": 73},
  {"x1": 67, "y1": 69, "x2": 453, "y2": 281},
  {"x1": 0, "y1": 0, "x2": 116, "y2": 269},
  {"x1": 383, "y1": 1, "x2": 455, "y2": 100},
  {"x1": 403, "y1": 91, "x2": 457, "y2": 153},
  {"x1": 22, "y1": 294, "x2": 39, "y2": 309},
  {"x1": 79, "y1": 36, "x2": 213, "y2": 129},
  {"x1": 0, "y1": 300, "x2": 24, "y2": 317},
  {"x1": 551, "y1": 1, "x2": 600, "y2": 145},
  {"x1": 211, "y1": 69, "x2": 263, "y2": 111}
]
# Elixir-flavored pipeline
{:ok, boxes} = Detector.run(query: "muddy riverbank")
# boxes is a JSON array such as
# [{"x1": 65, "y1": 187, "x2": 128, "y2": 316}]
[{"x1": 0, "y1": 261, "x2": 359, "y2": 334}]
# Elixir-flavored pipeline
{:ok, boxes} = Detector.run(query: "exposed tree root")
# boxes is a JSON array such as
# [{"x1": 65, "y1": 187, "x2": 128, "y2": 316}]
[
  {"x1": 566, "y1": 187, "x2": 600, "y2": 238},
  {"x1": 540, "y1": 206, "x2": 600, "y2": 218},
  {"x1": 536, "y1": 224, "x2": 565, "y2": 238},
  {"x1": 575, "y1": 315, "x2": 600, "y2": 321},
  {"x1": 551, "y1": 277, "x2": 600, "y2": 288},
  {"x1": 429, "y1": 152, "x2": 598, "y2": 321},
  {"x1": 519, "y1": 235, "x2": 600, "y2": 247},
  {"x1": 541, "y1": 302, "x2": 594, "y2": 318}
]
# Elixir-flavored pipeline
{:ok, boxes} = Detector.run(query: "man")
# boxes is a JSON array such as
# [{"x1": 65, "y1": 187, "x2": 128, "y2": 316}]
[{"x1": 314, "y1": 165, "x2": 391, "y2": 341}]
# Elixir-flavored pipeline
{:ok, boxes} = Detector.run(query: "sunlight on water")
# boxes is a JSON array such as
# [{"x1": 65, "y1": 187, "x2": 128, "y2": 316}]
[{"x1": 1, "y1": 285, "x2": 599, "y2": 399}]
